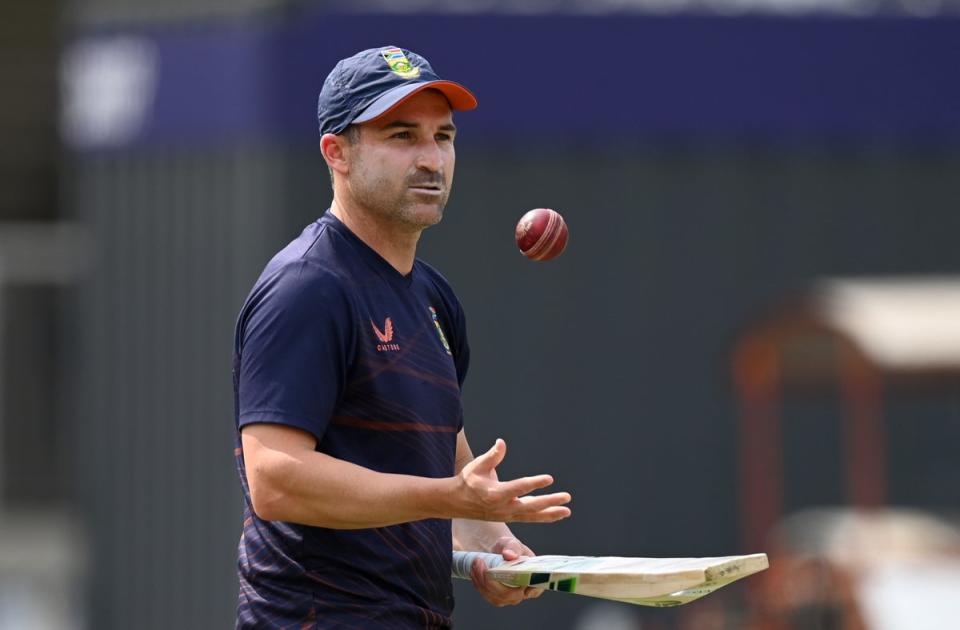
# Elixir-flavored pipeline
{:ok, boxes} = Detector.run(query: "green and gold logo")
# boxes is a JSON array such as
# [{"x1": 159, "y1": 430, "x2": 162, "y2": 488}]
[
  {"x1": 381, "y1": 47, "x2": 421, "y2": 79},
  {"x1": 429, "y1": 306, "x2": 452, "y2": 356}
]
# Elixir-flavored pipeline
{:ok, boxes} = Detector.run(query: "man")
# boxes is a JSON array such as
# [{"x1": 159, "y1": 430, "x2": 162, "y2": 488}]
[{"x1": 232, "y1": 46, "x2": 572, "y2": 628}]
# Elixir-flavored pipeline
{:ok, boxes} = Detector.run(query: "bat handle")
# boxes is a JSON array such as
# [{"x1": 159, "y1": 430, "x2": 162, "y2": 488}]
[{"x1": 451, "y1": 551, "x2": 505, "y2": 580}]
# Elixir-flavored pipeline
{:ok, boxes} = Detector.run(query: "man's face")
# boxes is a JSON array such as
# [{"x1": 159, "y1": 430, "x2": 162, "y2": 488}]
[{"x1": 345, "y1": 89, "x2": 457, "y2": 231}]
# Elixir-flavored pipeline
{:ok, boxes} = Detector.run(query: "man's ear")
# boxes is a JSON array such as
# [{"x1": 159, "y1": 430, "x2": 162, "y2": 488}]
[{"x1": 320, "y1": 133, "x2": 350, "y2": 178}]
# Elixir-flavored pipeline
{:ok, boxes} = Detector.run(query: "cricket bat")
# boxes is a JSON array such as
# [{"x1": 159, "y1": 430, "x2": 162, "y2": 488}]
[{"x1": 452, "y1": 551, "x2": 768, "y2": 607}]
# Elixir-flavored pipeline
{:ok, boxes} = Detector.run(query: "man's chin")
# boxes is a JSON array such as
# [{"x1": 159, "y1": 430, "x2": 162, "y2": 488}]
[{"x1": 403, "y1": 202, "x2": 445, "y2": 228}]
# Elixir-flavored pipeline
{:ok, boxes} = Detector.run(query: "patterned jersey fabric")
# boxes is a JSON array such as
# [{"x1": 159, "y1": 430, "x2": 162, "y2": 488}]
[{"x1": 233, "y1": 211, "x2": 469, "y2": 629}]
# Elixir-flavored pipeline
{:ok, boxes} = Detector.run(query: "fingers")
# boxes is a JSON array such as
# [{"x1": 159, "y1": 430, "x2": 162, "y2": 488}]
[
  {"x1": 491, "y1": 536, "x2": 534, "y2": 561},
  {"x1": 470, "y1": 557, "x2": 530, "y2": 607},
  {"x1": 496, "y1": 474, "x2": 556, "y2": 499},
  {"x1": 509, "y1": 505, "x2": 571, "y2": 523},
  {"x1": 472, "y1": 538, "x2": 544, "y2": 606},
  {"x1": 467, "y1": 482, "x2": 571, "y2": 523},
  {"x1": 459, "y1": 439, "x2": 572, "y2": 522},
  {"x1": 497, "y1": 491, "x2": 571, "y2": 523},
  {"x1": 513, "y1": 491, "x2": 572, "y2": 512},
  {"x1": 471, "y1": 438, "x2": 507, "y2": 474},
  {"x1": 500, "y1": 547, "x2": 520, "y2": 561}
]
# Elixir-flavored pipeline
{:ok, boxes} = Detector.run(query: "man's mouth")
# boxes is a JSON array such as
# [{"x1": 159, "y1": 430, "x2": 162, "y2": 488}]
[{"x1": 409, "y1": 184, "x2": 443, "y2": 194}]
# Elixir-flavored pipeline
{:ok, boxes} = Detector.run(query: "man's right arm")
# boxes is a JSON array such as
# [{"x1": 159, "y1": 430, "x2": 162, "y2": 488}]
[{"x1": 242, "y1": 423, "x2": 571, "y2": 529}]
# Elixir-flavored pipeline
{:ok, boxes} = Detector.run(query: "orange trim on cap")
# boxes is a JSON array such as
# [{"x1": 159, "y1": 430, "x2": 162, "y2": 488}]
[
  {"x1": 363, "y1": 81, "x2": 478, "y2": 125},
  {"x1": 426, "y1": 80, "x2": 478, "y2": 111}
]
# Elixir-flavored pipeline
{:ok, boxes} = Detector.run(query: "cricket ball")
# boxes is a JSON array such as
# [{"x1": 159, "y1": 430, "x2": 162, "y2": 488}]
[{"x1": 515, "y1": 208, "x2": 568, "y2": 261}]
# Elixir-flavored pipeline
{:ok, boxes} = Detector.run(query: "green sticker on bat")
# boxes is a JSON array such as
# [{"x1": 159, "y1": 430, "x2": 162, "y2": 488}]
[{"x1": 554, "y1": 577, "x2": 577, "y2": 593}]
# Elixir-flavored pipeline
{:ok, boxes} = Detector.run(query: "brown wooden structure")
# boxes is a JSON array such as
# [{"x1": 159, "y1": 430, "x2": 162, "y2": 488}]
[{"x1": 732, "y1": 277, "x2": 960, "y2": 553}]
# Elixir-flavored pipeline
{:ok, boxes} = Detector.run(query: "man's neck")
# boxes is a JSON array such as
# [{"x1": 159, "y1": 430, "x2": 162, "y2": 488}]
[{"x1": 330, "y1": 198, "x2": 420, "y2": 276}]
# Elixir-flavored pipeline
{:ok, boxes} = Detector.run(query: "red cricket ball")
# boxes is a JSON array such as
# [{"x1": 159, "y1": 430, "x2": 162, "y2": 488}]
[{"x1": 515, "y1": 208, "x2": 569, "y2": 262}]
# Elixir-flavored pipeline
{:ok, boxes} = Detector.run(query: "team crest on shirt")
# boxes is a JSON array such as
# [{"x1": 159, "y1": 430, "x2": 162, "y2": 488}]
[
  {"x1": 429, "y1": 306, "x2": 452, "y2": 356},
  {"x1": 371, "y1": 317, "x2": 400, "y2": 352},
  {"x1": 381, "y1": 47, "x2": 421, "y2": 79}
]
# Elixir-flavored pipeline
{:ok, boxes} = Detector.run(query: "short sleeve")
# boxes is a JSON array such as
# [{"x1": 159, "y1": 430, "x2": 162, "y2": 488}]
[
  {"x1": 451, "y1": 300, "x2": 470, "y2": 390},
  {"x1": 235, "y1": 262, "x2": 353, "y2": 444}
]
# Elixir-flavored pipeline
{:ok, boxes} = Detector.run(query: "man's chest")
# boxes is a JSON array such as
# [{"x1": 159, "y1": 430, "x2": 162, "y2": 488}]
[{"x1": 340, "y1": 287, "x2": 461, "y2": 422}]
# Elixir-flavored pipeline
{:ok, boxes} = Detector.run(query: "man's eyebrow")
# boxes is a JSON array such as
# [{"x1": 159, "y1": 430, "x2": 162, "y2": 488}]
[
  {"x1": 380, "y1": 121, "x2": 457, "y2": 133},
  {"x1": 381, "y1": 121, "x2": 418, "y2": 130}
]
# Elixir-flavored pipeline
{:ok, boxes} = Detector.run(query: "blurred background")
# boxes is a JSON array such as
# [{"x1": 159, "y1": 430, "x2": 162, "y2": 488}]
[{"x1": 2, "y1": 0, "x2": 960, "y2": 628}]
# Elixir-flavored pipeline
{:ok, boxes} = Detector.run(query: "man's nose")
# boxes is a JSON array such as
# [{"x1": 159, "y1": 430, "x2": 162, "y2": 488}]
[{"x1": 415, "y1": 140, "x2": 444, "y2": 171}]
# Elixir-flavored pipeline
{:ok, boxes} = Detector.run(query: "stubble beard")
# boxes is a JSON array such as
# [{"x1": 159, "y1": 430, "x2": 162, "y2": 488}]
[{"x1": 355, "y1": 173, "x2": 449, "y2": 232}]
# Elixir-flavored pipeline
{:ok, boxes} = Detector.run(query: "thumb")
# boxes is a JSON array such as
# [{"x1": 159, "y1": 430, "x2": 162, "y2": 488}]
[
  {"x1": 494, "y1": 536, "x2": 527, "y2": 560},
  {"x1": 473, "y1": 438, "x2": 506, "y2": 472}
]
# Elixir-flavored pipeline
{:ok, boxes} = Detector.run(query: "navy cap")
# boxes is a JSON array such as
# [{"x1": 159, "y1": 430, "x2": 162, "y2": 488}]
[{"x1": 317, "y1": 46, "x2": 478, "y2": 136}]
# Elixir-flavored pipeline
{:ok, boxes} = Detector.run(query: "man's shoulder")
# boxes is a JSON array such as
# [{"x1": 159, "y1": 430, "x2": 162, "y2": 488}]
[
  {"x1": 258, "y1": 220, "x2": 355, "y2": 290},
  {"x1": 262, "y1": 257, "x2": 352, "y2": 296},
  {"x1": 245, "y1": 240, "x2": 355, "y2": 320},
  {"x1": 263, "y1": 219, "x2": 335, "y2": 270}
]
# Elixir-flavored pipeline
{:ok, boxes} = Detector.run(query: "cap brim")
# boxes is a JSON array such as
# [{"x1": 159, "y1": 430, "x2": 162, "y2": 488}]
[{"x1": 353, "y1": 80, "x2": 478, "y2": 126}]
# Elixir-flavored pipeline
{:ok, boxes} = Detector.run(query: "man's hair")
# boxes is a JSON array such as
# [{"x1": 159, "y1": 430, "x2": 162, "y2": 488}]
[{"x1": 327, "y1": 125, "x2": 361, "y2": 187}]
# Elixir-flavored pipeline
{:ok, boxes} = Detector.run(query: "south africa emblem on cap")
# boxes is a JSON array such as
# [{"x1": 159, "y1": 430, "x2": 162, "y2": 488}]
[{"x1": 381, "y1": 47, "x2": 421, "y2": 79}]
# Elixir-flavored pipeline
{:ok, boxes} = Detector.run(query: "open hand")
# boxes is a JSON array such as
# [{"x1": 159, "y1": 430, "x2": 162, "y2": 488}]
[{"x1": 457, "y1": 439, "x2": 571, "y2": 523}]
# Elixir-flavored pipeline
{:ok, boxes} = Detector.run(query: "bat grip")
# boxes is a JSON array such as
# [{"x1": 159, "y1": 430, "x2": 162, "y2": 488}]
[{"x1": 451, "y1": 551, "x2": 505, "y2": 580}]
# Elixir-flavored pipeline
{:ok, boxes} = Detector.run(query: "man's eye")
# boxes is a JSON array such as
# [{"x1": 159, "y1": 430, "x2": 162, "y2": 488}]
[
  {"x1": 391, "y1": 131, "x2": 411, "y2": 139},
  {"x1": 436, "y1": 134, "x2": 453, "y2": 142}
]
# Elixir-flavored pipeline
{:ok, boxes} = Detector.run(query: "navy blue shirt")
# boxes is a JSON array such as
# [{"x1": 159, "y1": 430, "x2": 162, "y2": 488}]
[{"x1": 233, "y1": 211, "x2": 469, "y2": 629}]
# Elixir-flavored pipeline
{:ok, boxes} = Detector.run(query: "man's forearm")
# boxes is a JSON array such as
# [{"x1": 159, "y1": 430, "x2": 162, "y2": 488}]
[
  {"x1": 244, "y1": 426, "x2": 570, "y2": 529},
  {"x1": 249, "y1": 446, "x2": 457, "y2": 528}
]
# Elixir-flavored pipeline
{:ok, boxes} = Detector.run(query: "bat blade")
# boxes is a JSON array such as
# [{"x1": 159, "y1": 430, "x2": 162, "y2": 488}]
[{"x1": 452, "y1": 551, "x2": 768, "y2": 607}]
